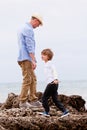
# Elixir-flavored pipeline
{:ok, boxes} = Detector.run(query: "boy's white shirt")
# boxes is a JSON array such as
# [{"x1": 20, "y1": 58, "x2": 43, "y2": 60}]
[{"x1": 44, "y1": 61, "x2": 58, "y2": 84}]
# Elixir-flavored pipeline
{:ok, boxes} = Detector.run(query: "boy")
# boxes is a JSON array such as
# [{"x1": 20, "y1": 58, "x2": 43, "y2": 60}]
[{"x1": 40, "y1": 48, "x2": 69, "y2": 117}]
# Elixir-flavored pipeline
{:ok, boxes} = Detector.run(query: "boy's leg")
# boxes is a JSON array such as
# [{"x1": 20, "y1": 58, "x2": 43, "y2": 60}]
[
  {"x1": 42, "y1": 84, "x2": 51, "y2": 113},
  {"x1": 52, "y1": 84, "x2": 66, "y2": 112}
]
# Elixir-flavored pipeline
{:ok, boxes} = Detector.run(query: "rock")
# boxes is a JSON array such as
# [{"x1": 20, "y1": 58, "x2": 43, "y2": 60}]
[
  {"x1": 69, "y1": 95, "x2": 86, "y2": 111},
  {"x1": 0, "y1": 125, "x2": 6, "y2": 130},
  {"x1": 0, "y1": 92, "x2": 87, "y2": 130}
]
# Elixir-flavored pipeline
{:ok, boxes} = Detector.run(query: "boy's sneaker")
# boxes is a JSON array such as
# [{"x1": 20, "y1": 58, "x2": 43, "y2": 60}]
[
  {"x1": 61, "y1": 110, "x2": 69, "y2": 118},
  {"x1": 38, "y1": 111, "x2": 50, "y2": 117}
]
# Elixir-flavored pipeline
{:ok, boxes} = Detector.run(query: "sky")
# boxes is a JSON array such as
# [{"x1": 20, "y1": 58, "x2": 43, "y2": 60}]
[{"x1": 0, "y1": 0, "x2": 87, "y2": 83}]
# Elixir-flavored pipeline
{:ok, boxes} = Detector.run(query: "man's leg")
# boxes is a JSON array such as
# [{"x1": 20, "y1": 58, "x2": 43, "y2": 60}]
[
  {"x1": 18, "y1": 61, "x2": 36, "y2": 108},
  {"x1": 18, "y1": 61, "x2": 32, "y2": 102},
  {"x1": 29, "y1": 71, "x2": 38, "y2": 101}
]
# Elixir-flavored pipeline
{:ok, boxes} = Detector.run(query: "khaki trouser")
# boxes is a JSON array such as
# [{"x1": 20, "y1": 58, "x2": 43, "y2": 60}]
[{"x1": 18, "y1": 60, "x2": 37, "y2": 102}]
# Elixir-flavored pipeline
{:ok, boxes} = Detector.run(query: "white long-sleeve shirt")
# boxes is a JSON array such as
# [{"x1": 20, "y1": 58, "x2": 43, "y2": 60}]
[{"x1": 44, "y1": 61, "x2": 58, "y2": 84}]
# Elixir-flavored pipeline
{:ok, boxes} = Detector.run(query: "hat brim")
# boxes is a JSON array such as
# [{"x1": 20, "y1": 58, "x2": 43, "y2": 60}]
[{"x1": 32, "y1": 15, "x2": 43, "y2": 25}]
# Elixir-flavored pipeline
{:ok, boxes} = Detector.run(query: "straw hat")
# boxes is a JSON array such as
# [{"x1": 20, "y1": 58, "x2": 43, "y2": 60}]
[{"x1": 32, "y1": 13, "x2": 43, "y2": 25}]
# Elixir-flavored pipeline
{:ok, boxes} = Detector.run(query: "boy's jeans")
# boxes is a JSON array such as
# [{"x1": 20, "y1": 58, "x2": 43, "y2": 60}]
[
  {"x1": 42, "y1": 83, "x2": 66, "y2": 113},
  {"x1": 18, "y1": 60, "x2": 37, "y2": 102}
]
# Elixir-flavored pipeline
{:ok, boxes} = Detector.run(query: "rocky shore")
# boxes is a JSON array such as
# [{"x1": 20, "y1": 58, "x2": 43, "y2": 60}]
[{"x1": 0, "y1": 92, "x2": 87, "y2": 130}]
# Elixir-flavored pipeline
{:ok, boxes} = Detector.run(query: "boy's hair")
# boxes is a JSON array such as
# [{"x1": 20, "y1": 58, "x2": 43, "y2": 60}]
[{"x1": 41, "y1": 48, "x2": 54, "y2": 60}]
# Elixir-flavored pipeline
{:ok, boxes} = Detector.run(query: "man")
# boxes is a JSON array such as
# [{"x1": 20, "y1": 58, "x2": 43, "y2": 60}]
[{"x1": 17, "y1": 14, "x2": 43, "y2": 108}]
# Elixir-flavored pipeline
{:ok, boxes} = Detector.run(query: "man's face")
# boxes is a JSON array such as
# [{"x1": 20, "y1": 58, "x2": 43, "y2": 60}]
[{"x1": 33, "y1": 19, "x2": 41, "y2": 28}]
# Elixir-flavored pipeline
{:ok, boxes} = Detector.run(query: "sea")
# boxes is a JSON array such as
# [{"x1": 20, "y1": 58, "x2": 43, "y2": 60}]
[{"x1": 0, "y1": 80, "x2": 87, "y2": 109}]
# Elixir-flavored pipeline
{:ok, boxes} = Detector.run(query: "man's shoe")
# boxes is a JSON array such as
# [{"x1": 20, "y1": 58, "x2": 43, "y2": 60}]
[
  {"x1": 61, "y1": 110, "x2": 69, "y2": 118},
  {"x1": 19, "y1": 102, "x2": 36, "y2": 108},
  {"x1": 30, "y1": 101, "x2": 42, "y2": 107},
  {"x1": 38, "y1": 111, "x2": 50, "y2": 117}
]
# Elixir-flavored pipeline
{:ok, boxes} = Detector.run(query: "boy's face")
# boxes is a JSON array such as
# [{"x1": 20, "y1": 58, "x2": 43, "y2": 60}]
[{"x1": 41, "y1": 54, "x2": 48, "y2": 62}]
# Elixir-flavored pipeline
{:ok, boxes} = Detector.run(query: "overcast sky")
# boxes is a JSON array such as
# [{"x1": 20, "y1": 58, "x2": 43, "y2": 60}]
[{"x1": 0, "y1": 0, "x2": 87, "y2": 83}]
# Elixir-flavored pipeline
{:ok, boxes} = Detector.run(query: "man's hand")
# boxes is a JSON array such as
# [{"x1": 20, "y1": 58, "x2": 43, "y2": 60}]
[{"x1": 32, "y1": 60, "x2": 37, "y2": 70}]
